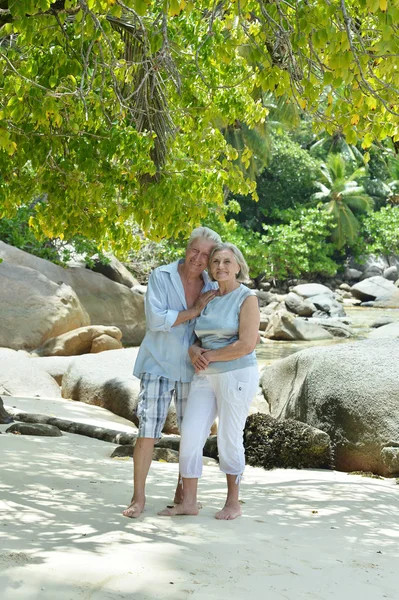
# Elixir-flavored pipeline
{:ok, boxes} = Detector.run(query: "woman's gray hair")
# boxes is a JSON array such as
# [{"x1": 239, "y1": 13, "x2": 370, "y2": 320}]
[
  {"x1": 208, "y1": 242, "x2": 250, "y2": 282},
  {"x1": 187, "y1": 227, "x2": 221, "y2": 248}
]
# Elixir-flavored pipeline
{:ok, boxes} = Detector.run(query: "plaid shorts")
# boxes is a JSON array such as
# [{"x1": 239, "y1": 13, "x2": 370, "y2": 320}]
[{"x1": 135, "y1": 373, "x2": 191, "y2": 439}]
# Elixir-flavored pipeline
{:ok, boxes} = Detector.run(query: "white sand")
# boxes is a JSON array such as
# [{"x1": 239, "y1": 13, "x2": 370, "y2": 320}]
[{"x1": 1, "y1": 396, "x2": 398, "y2": 600}]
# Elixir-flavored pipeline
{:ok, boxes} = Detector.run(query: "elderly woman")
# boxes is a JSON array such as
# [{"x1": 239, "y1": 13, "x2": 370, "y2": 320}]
[{"x1": 159, "y1": 243, "x2": 260, "y2": 520}]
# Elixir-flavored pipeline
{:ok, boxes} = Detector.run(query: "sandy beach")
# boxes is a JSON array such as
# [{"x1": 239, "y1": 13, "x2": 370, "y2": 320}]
[{"x1": 1, "y1": 396, "x2": 398, "y2": 600}]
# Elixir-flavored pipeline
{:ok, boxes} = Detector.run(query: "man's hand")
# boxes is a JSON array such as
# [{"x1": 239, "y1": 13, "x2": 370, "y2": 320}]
[
  {"x1": 189, "y1": 344, "x2": 209, "y2": 372},
  {"x1": 192, "y1": 289, "x2": 217, "y2": 317}
]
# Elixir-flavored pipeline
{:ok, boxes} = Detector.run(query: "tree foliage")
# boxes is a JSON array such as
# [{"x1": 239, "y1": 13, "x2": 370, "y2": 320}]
[
  {"x1": 357, "y1": 205, "x2": 399, "y2": 256},
  {"x1": 0, "y1": 0, "x2": 399, "y2": 250}
]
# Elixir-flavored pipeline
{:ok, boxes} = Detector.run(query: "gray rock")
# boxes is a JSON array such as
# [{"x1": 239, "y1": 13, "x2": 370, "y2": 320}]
[
  {"x1": 244, "y1": 413, "x2": 332, "y2": 470},
  {"x1": 152, "y1": 447, "x2": 180, "y2": 463},
  {"x1": 314, "y1": 294, "x2": 346, "y2": 317},
  {"x1": 0, "y1": 261, "x2": 89, "y2": 351},
  {"x1": 344, "y1": 268, "x2": 363, "y2": 281},
  {"x1": 305, "y1": 318, "x2": 354, "y2": 338},
  {"x1": 339, "y1": 283, "x2": 352, "y2": 291},
  {"x1": 131, "y1": 284, "x2": 147, "y2": 295},
  {"x1": 61, "y1": 348, "x2": 182, "y2": 435},
  {"x1": 6, "y1": 422, "x2": 63, "y2": 436},
  {"x1": 368, "y1": 322, "x2": 399, "y2": 339},
  {"x1": 383, "y1": 266, "x2": 398, "y2": 281},
  {"x1": 260, "y1": 339, "x2": 399, "y2": 476},
  {"x1": 0, "y1": 241, "x2": 145, "y2": 345},
  {"x1": 61, "y1": 348, "x2": 141, "y2": 425},
  {"x1": 351, "y1": 276, "x2": 396, "y2": 301},
  {"x1": 111, "y1": 445, "x2": 135, "y2": 458},
  {"x1": 264, "y1": 310, "x2": 333, "y2": 341},
  {"x1": 370, "y1": 316, "x2": 396, "y2": 329},
  {"x1": 381, "y1": 447, "x2": 399, "y2": 476},
  {"x1": 292, "y1": 283, "x2": 333, "y2": 299},
  {"x1": 348, "y1": 255, "x2": 389, "y2": 280},
  {"x1": 0, "y1": 396, "x2": 14, "y2": 424},
  {"x1": 91, "y1": 255, "x2": 139, "y2": 288},
  {"x1": 372, "y1": 288, "x2": 399, "y2": 308},
  {"x1": 254, "y1": 290, "x2": 277, "y2": 307},
  {"x1": 284, "y1": 292, "x2": 316, "y2": 317},
  {"x1": 0, "y1": 349, "x2": 62, "y2": 398},
  {"x1": 9, "y1": 410, "x2": 137, "y2": 445}
]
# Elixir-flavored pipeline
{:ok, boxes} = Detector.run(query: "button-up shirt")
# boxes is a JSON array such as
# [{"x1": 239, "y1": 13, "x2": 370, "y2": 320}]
[{"x1": 133, "y1": 259, "x2": 216, "y2": 382}]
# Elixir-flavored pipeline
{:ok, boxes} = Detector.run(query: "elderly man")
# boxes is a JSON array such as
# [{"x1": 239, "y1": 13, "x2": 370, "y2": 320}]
[{"x1": 123, "y1": 227, "x2": 221, "y2": 518}]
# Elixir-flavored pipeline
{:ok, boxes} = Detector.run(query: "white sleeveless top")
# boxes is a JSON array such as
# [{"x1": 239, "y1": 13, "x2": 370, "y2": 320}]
[{"x1": 194, "y1": 284, "x2": 258, "y2": 374}]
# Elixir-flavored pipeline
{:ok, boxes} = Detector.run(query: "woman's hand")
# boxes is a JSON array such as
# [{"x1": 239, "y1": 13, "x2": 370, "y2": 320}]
[{"x1": 189, "y1": 344, "x2": 210, "y2": 371}]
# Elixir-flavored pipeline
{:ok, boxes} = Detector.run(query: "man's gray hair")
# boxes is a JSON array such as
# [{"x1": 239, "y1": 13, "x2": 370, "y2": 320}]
[
  {"x1": 187, "y1": 227, "x2": 222, "y2": 247},
  {"x1": 208, "y1": 242, "x2": 250, "y2": 282}
]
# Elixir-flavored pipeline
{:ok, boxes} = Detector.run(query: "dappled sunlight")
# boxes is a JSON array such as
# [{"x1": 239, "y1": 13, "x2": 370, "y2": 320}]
[{"x1": 1, "y1": 431, "x2": 398, "y2": 599}]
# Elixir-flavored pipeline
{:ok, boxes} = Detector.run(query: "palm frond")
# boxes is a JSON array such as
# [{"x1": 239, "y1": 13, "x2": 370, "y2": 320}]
[
  {"x1": 310, "y1": 191, "x2": 329, "y2": 202},
  {"x1": 328, "y1": 202, "x2": 359, "y2": 249},
  {"x1": 344, "y1": 194, "x2": 374, "y2": 212}
]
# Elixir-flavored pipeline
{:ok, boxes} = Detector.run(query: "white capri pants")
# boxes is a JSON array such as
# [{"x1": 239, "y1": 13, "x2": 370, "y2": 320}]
[{"x1": 179, "y1": 365, "x2": 259, "y2": 479}]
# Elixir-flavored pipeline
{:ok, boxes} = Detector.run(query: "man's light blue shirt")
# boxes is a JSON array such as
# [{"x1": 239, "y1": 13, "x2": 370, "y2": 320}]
[{"x1": 133, "y1": 259, "x2": 217, "y2": 382}]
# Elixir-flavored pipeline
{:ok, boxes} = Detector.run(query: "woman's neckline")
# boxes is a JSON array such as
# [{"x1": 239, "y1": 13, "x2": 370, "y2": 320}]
[{"x1": 215, "y1": 283, "x2": 242, "y2": 298}]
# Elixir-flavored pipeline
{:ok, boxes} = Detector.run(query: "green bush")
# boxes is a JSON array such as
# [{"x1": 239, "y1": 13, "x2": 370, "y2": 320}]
[
  {"x1": 356, "y1": 206, "x2": 399, "y2": 257},
  {"x1": 234, "y1": 132, "x2": 321, "y2": 230}
]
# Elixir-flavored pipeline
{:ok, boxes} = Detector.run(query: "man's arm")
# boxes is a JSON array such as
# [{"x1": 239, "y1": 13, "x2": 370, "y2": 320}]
[
  {"x1": 171, "y1": 290, "x2": 217, "y2": 327},
  {"x1": 145, "y1": 270, "x2": 217, "y2": 332}
]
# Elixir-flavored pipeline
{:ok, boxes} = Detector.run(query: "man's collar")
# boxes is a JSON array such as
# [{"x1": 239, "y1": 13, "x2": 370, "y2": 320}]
[{"x1": 159, "y1": 259, "x2": 211, "y2": 284}]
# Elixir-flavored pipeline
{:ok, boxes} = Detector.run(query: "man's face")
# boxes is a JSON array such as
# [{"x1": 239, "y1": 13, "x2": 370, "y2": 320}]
[{"x1": 185, "y1": 238, "x2": 215, "y2": 276}]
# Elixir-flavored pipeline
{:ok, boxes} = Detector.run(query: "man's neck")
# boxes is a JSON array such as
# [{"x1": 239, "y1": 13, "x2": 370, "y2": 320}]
[{"x1": 178, "y1": 262, "x2": 203, "y2": 284}]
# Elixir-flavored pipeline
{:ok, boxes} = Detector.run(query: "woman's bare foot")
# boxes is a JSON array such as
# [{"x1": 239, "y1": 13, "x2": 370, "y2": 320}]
[
  {"x1": 122, "y1": 498, "x2": 145, "y2": 518},
  {"x1": 215, "y1": 503, "x2": 242, "y2": 520},
  {"x1": 158, "y1": 503, "x2": 199, "y2": 517}
]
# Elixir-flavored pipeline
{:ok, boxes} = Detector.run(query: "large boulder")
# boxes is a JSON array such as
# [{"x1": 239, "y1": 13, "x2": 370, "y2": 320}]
[
  {"x1": 368, "y1": 322, "x2": 399, "y2": 339},
  {"x1": 264, "y1": 310, "x2": 333, "y2": 341},
  {"x1": 32, "y1": 325, "x2": 123, "y2": 357},
  {"x1": 244, "y1": 413, "x2": 332, "y2": 470},
  {"x1": 260, "y1": 339, "x2": 399, "y2": 476},
  {"x1": 63, "y1": 268, "x2": 145, "y2": 345},
  {"x1": 347, "y1": 255, "x2": 389, "y2": 280},
  {"x1": 0, "y1": 261, "x2": 90, "y2": 351},
  {"x1": 60, "y1": 348, "x2": 182, "y2": 434},
  {"x1": 292, "y1": 283, "x2": 333, "y2": 298},
  {"x1": 61, "y1": 348, "x2": 140, "y2": 421},
  {"x1": 91, "y1": 254, "x2": 139, "y2": 288},
  {"x1": 351, "y1": 276, "x2": 396, "y2": 302},
  {"x1": 0, "y1": 349, "x2": 62, "y2": 398},
  {"x1": 372, "y1": 288, "x2": 399, "y2": 308},
  {"x1": 292, "y1": 283, "x2": 345, "y2": 317},
  {"x1": 0, "y1": 241, "x2": 145, "y2": 345}
]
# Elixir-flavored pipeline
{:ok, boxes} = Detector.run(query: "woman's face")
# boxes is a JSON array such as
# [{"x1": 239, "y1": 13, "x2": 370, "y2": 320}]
[{"x1": 209, "y1": 249, "x2": 239, "y2": 283}]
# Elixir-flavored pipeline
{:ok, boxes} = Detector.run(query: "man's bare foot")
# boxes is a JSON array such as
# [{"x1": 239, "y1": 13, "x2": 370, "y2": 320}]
[
  {"x1": 158, "y1": 503, "x2": 199, "y2": 517},
  {"x1": 122, "y1": 499, "x2": 145, "y2": 518},
  {"x1": 215, "y1": 504, "x2": 242, "y2": 520},
  {"x1": 173, "y1": 491, "x2": 184, "y2": 504}
]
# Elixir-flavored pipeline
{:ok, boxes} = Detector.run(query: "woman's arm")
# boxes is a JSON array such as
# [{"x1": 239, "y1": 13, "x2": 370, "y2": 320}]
[{"x1": 202, "y1": 295, "x2": 260, "y2": 363}]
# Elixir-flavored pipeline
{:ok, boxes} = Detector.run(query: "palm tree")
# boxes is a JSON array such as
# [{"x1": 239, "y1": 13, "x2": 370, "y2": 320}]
[{"x1": 310, "y1": 154, "x2": 374, "y2": 249}]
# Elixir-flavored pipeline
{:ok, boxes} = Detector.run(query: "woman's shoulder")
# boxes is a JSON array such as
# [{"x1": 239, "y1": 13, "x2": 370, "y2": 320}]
[{"x1": 238, "y1": 284, "x2": 257, "y2": 298}]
